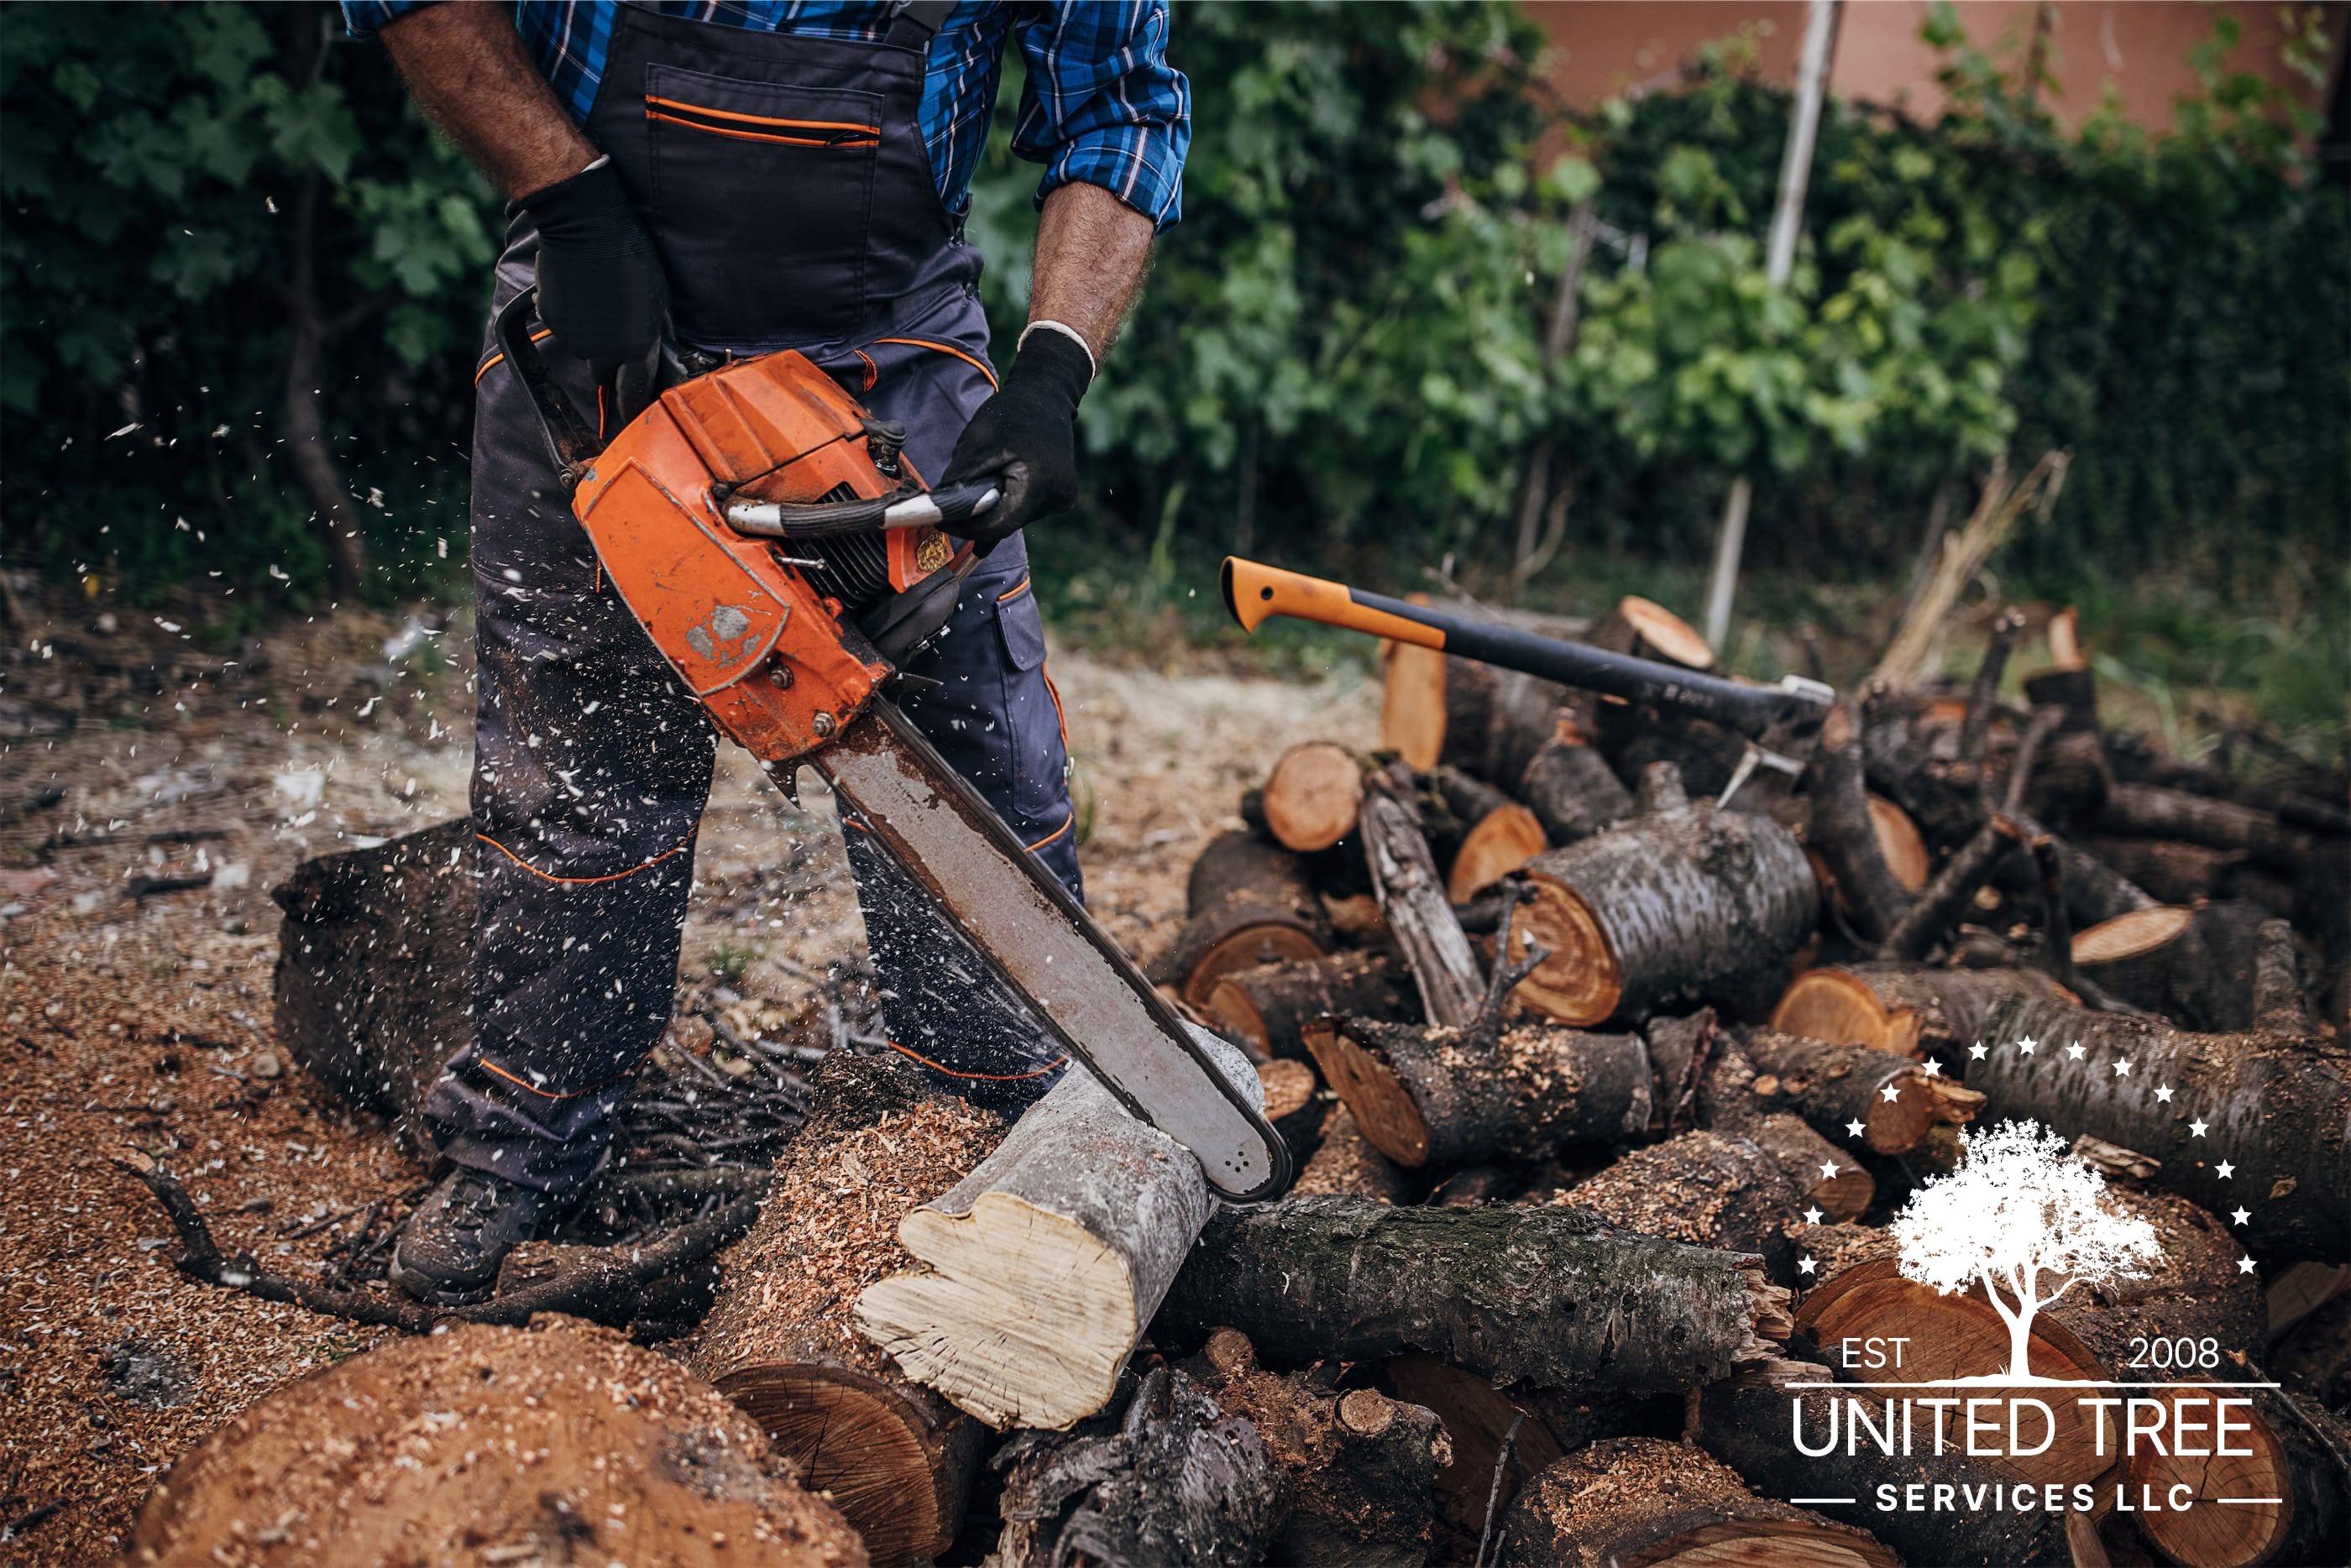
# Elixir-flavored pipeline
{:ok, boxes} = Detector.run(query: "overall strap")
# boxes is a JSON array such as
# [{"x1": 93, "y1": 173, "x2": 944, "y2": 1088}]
[{"x1": 883, "y1": 0, "x2": 958, "y2": 50}]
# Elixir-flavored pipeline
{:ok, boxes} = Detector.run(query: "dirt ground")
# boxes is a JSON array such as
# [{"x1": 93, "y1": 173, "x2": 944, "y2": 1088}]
[{"x1": 0, "y1": 593, "x2": 1376, "y2": 1564}]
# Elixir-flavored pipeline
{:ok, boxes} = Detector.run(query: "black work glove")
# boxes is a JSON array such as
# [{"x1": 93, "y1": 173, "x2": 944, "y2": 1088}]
[
  {"x1": 513, "y1": 159, "x2": 669, "y2": 380},
  {"x1": 939, "y1": 327, "x2": 1092, "y2": 546}
]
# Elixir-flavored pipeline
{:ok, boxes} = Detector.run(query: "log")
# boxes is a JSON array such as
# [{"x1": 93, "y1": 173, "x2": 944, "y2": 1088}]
[
  {"x1": 1493, "y1": 1437, "x2": 1898, "y2": 1568},
  {"x1": 1770, "y1": 962, "x2": 2071, "y2": 1061},
  {"x1": 2071, "y1": 900, "x2": 2274, "y2": 1031},
  {"x1": 1429, "y1": 766, "x2": 1547, "y2": 902},
  {"x1": 270, "y1": 816, "x2": 474, "y2": 1149},
  {"x1": 685, "y1": 1051, "x2": 1001, "y2": 1564},
  {"x1": 1309, "y1": 1011, "x2": 1652, "y2": 1168},
  {"x1": 1189, "y1": 1330, "x2": 1449, "y2": 1568},
  {"x1": 2100, "y1": 781, "x2": 2313, "y2": 869},
  {"x1": 1877, "y1": 811, "x2": 2029, "y2": 960},
  {"x1": 855, "y1": 1028, "x2": 1259, "y2": 1430},
  {"x1": 1384, "y1": 652, "x2": 1568, "y2": 785},
  {"x1": 1204, "y1": 950, "x2": 1412, "y2": 1061},
  {"x1": 1515, "y1": 714, "x2": 1632, "y2": 845},
  {"x1": 1557, "y1": 1129, "x2": 1803, "y2": 1273},
  {"x1": 1155, "y1": 830, "x2": 1333, "y2": 1008},
  {"x1": 1360, "y1": 770, "x2": 1485, "y2": 1027},
  {"x1": 1585, "y1": 593, "x2": 1715, "y2": 670},
  {"x1": 1971, "y1": 972, "x2": 2350, "y2": 1263},
  {"x1": 1506, "y1": 762, "x2": 1818, "y2": 1025},
  {"x1": 1161, "y1": 1196, "x2": 1791, "y2": 1394},
  {"x1": 126, "y1": 1318, "x2": 867, "y2": 1568},
  {"x1": 988, "y1": 1365, "x2": 1283, "y2": 1568},
  {"x1": 1258, "y1": 740, "x2": 1368, "y2": 854},
  {"x1": 1806, "y1": 701, "x2": 1919, "y2": 945},
  {"x1": 2077, "y1": 834, "x2": 2239, "y2": 905},
  {"x1": 1698, "y1": 1362, "x2": 2079, "y2": 1567},
  {"x1": 1289, "y1": 1102, "x2": 1411, "y2": 1203},
  {"x1": 1735, "y1": 1025, "x2": 1984, "y2": 1155},
  {"x1": 1636, "y1": 1017, "x2": 1888, "y2": 1218},
  {"x1": 1256, "y1": 1056, "x2": 1327, "y2": 1167}
]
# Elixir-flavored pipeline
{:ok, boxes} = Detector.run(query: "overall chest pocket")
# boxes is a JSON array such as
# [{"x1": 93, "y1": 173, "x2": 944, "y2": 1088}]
[{"x1": 644, "y1": 64, "x2": 883, "y2": 346}]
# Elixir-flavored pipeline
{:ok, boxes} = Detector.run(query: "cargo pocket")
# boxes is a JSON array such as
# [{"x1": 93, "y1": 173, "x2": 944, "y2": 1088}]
[
  {"x1": 644, "y1": 64, "x2": 882, "y2": 344},
  {"x1": 994, "y1": 581, "x2": 1066, "y2": 822}
]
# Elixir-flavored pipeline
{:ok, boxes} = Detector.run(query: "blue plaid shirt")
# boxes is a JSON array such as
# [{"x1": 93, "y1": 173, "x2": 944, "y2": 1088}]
[{"x1": 343, "y1": 2, "x2": 1188, "y2": 227}]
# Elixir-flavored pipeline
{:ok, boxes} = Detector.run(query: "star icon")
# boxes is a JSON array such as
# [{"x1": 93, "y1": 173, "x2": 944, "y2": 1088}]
[
  {"x1": 1846, "y1": 1119, "x2": 1866, "y2": 1139},
  {"x1": 2066, "y1": 1042, "x2": 2087, "y2": 1060},
  {"x1": 1803, "y1": 1206, "x2": 1825, "y2": 1226},
  {"x1": 2190, "y1": 1118, "x2": 2209, "y2": 1137},
  {"x1": 2019, "y1": 1036, "x2": 2038, "y2": 1054},
  {"x1": 2216, "y1": 1161, "x2": 2235, "y2": 1179},
  {"x1": 2231, "y1": 1207, "x2": 2251, "y2": 1226},
  {"x1": 1880, "y1": 1082, "x2": 1903, "y2": 1103},
  {"x1": 1922, "y1": 1058, "x2": 1943, "y2": 1078},
  {"x1": 2155, "y1": 1085, "x2": 2174, "y2": 1103},
  {"x1": 1819, "y1": 1160, "x2": 1841, "y2": 1180},
  {"x1": 1969, "y1": 1042, "x2": 1988, "y2": 1061},
  {"x1": 1799, "y1": 1256, "x2": 1818, "y2": 1275},
  {"x1": 2238, "y1": 1256, "x2": 2257, "y2": 1274},
  {"x1": 2113, "y1": 1059, "x2": 2133, "y2": 1077}
]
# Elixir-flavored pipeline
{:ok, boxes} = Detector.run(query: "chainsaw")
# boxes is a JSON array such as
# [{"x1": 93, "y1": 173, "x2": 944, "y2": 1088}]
[
  {"x1": 493, "y1": 290, "x2": 1289, "y2": 1201},
  {"x1": 1220, "y1": 557, "x2": 1835, "y2": 807}
]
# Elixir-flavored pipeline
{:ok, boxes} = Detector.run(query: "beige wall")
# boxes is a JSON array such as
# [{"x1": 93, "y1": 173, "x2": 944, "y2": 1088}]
[{"x1": 1524, "y1": 2, "x2": 2344, "y2": 135}]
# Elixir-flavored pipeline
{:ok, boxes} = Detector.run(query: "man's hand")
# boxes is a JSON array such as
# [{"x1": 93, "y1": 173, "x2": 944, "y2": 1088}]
[
  {"x1": 940, "y1": 183, "x2": 1153, "y2": 545},
  {"x1": 380, "y1": 6, "x2": 667, "y2": 378},
  {"x1": 514, "y1": 161, "x2": 669, "y2": 381}
]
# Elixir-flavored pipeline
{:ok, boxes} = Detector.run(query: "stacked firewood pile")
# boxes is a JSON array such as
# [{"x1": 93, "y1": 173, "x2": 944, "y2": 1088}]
[{"x1": 127, "y1": 598, "x2": 2348, "y2": 1567}]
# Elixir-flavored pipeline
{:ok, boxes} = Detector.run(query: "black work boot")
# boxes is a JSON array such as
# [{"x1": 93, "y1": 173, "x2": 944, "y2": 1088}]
[{"x1": 390, "y1": 1167, "x2": 563, "y2": 1305}]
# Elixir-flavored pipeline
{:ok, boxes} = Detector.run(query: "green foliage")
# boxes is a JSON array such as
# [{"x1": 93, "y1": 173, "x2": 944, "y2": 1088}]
[{"x1": 0, "y1": 1, "x2": 492, "y2": 599}]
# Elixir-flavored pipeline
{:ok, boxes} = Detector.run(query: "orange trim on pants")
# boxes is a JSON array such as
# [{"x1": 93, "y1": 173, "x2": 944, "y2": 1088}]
[
  {"x1": 882, "y1": 1036, "x2": 1066, "y2": 1082},
  {"x1": 474, "y1": 327, "x2": 555, "y2": 385},
  {"x1": 477, "y1": 832, "x2": 692, "y2": 886},
  {"x1": 872, "y1": 337, "x2": 999, "y2": 391}
]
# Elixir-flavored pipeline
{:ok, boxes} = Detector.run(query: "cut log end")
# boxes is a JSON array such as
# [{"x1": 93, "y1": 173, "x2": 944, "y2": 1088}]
[
  {"x1": 710, "y1": 1364, "x2": 960, "y2": 1564},
  {"x1": 1506, "y1": 875, "x2": 1621, "y2": 1026},
  {"x1": 1770, "y1": 969, "x2": 1922, "y2": 1057},
  {"x1": 1381, "y1": 641, "x2": 1449, "y2": 771},
  {"x1": 1262, "y1": 740, "x2": 1366, "y2": 854},
  {"x1": 1308, "y1": 1019, "x2": 1435, "y2": 1168},
  {"x1": 1444, "y1": 800, "x2": 1547, "y2": 903},
  {"x1": 2072, "y1": 903, "x2": 2197, "y2": 964},
  {"x1": 1863, "y1": 1069, "x2": 1986, "y2": 1156},
  {"x1": 1866, "y1": 794, "x2": 1930, "y2": 891}
]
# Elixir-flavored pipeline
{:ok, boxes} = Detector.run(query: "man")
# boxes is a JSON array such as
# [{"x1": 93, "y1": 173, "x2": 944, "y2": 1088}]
[{"x1": 340, "y1": 0, "x2": 1185, "y2": 1303}]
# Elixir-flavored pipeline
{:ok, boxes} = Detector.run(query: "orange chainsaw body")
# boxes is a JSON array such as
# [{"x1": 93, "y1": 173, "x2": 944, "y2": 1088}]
[{"x1": 569, "y1": 352, "x2": 912, "y2": 763}]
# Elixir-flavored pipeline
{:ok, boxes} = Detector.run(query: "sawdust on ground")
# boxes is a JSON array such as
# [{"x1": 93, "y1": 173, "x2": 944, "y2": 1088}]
[{"x1": 0, "y1": 592, "x2": 1374, "y2": 1564}]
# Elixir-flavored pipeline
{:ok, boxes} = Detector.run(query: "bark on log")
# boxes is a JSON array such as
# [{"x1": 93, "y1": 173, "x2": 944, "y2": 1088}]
[
  {"x1": 1807, "y1": 702, "x2": 1921, "y2": 945},
  {"x1": 1698, "y1": 1362, "x2": 2078, "y2": 1566},
  {"x1": 1516, "y1": 716, "x2": 1632, "y2": 846},
  {"x1": 1155, "y1": 830, "x2": 1333, "y2": 1008},
  {"x1": 2100, "y1": 782, "x2": 2314, "y2": 869},
  {"x1": 1308, "y1": 1011, "x2": 1652, "y2": 1168},
  {"x1": 270, "y1": 816, "x2": 474, "y2": 1150},
  {"x1": 988, "y1": 1365, "x2": 1283, "y2": 1568},
  {"x1": 1971, "y1": 979, "x2": 2350, "y2": 1263},
  {"x1": 1770, "y1": 962, "x2": 2071, "y2": 1061},
  {"x1": 1734, "y1": 1025, "x2": 1985, "y2": 1155},
  {"x1": 1204, "y1": 950, "x2": 1411, "y2": 1062},
  {"x1": 127, "y1": 1318, "x2": 867, "y2": 1568},
  {"x1": 1161, "y1": 1196, "x2": 1791, "y2": 1393},
  {"x1": 1878, "y1": 811, "x2": 2029, "y2": 960},
  {"x1": 1188, "y1": 1330, "x2": 1449, "y2": 1568},
  {"x1": 1493, "y1": 1437, "x2": 1898, "y2": 1568},
  {"x1": 1556, "y1": 1129, "x2": 1803, "y2": 1273},
  {"x1": 1380, "y1": 598, "x2": 1589, "y2": 776},
  {"x1": 855, "y1": 1029, "x2": 1259, "y2": 1430},
  {"x1": 1428, "y1": 766, "x2": 1547, "y2": 902},
  {"x1": 685, "y1": 1051, "x2": 1000, "y2": 1565},
  {"x1": 1259, "y1": 741, "x2": 1369, "y2": 854},
  {"x1": 2071, "y1": 900, "x2": 2274, "y2": 1031},
  {"x1": 1289, "y1": 1102, "x2": 1411, "y2": 1204},
  {"x1": 2077, "y1": 834, "x2": 2239, "y2": 906},
  {"x1": 1507, "y1": 763, "x2": 1819, "y2": 1026},
  {"x1": 1361, "y1": 771, "x2": 1485, "y2": 1027}
]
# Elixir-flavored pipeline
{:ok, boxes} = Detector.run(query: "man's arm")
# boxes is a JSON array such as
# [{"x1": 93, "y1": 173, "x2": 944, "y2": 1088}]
[
  {"x1": 377, "y1": 4, "x2": 594, "y2": 199},
  {"x1": 1026, "y1": 181, "x2": 1155, "y2": 367}
]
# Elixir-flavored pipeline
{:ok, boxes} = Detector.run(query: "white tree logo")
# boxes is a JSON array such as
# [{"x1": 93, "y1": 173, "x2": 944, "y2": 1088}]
[{"x1": 1892, "y1": 1120, "x2": 2162, "y2": 1382}]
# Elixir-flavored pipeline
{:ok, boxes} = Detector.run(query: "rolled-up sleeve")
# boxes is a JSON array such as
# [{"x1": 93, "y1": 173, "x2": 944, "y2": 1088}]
[
  {"x1": 1010, "y1": 3, "x2": 1190, "y2": 231},
  {"x1": 340, "y1": 0, "x2": 432, "y2": 38}
]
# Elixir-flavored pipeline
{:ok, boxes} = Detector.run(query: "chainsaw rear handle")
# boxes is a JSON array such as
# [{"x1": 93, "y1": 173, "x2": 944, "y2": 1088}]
[{"x1": 1222, "y1": 556, "x2": 1834, "y2": 739}]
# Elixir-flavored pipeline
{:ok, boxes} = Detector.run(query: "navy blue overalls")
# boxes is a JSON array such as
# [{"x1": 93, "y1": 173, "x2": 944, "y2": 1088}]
[{"x1": 435, "y1": 0, "x2": 1076, "y2": 1191}]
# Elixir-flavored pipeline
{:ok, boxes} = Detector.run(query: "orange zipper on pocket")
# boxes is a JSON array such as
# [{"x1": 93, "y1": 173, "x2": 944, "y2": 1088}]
[{"x1": 644, "y1": 96, "x2": 881, "y2": 149}]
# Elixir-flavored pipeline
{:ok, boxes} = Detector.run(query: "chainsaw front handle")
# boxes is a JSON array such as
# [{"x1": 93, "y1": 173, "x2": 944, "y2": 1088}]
[
  {"x1": 721, "y1": 481, "x2": 1001, "y2": 541},
  {"x1": 1223, "y1": 555, "x2": 1835, "y2": 740}
]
